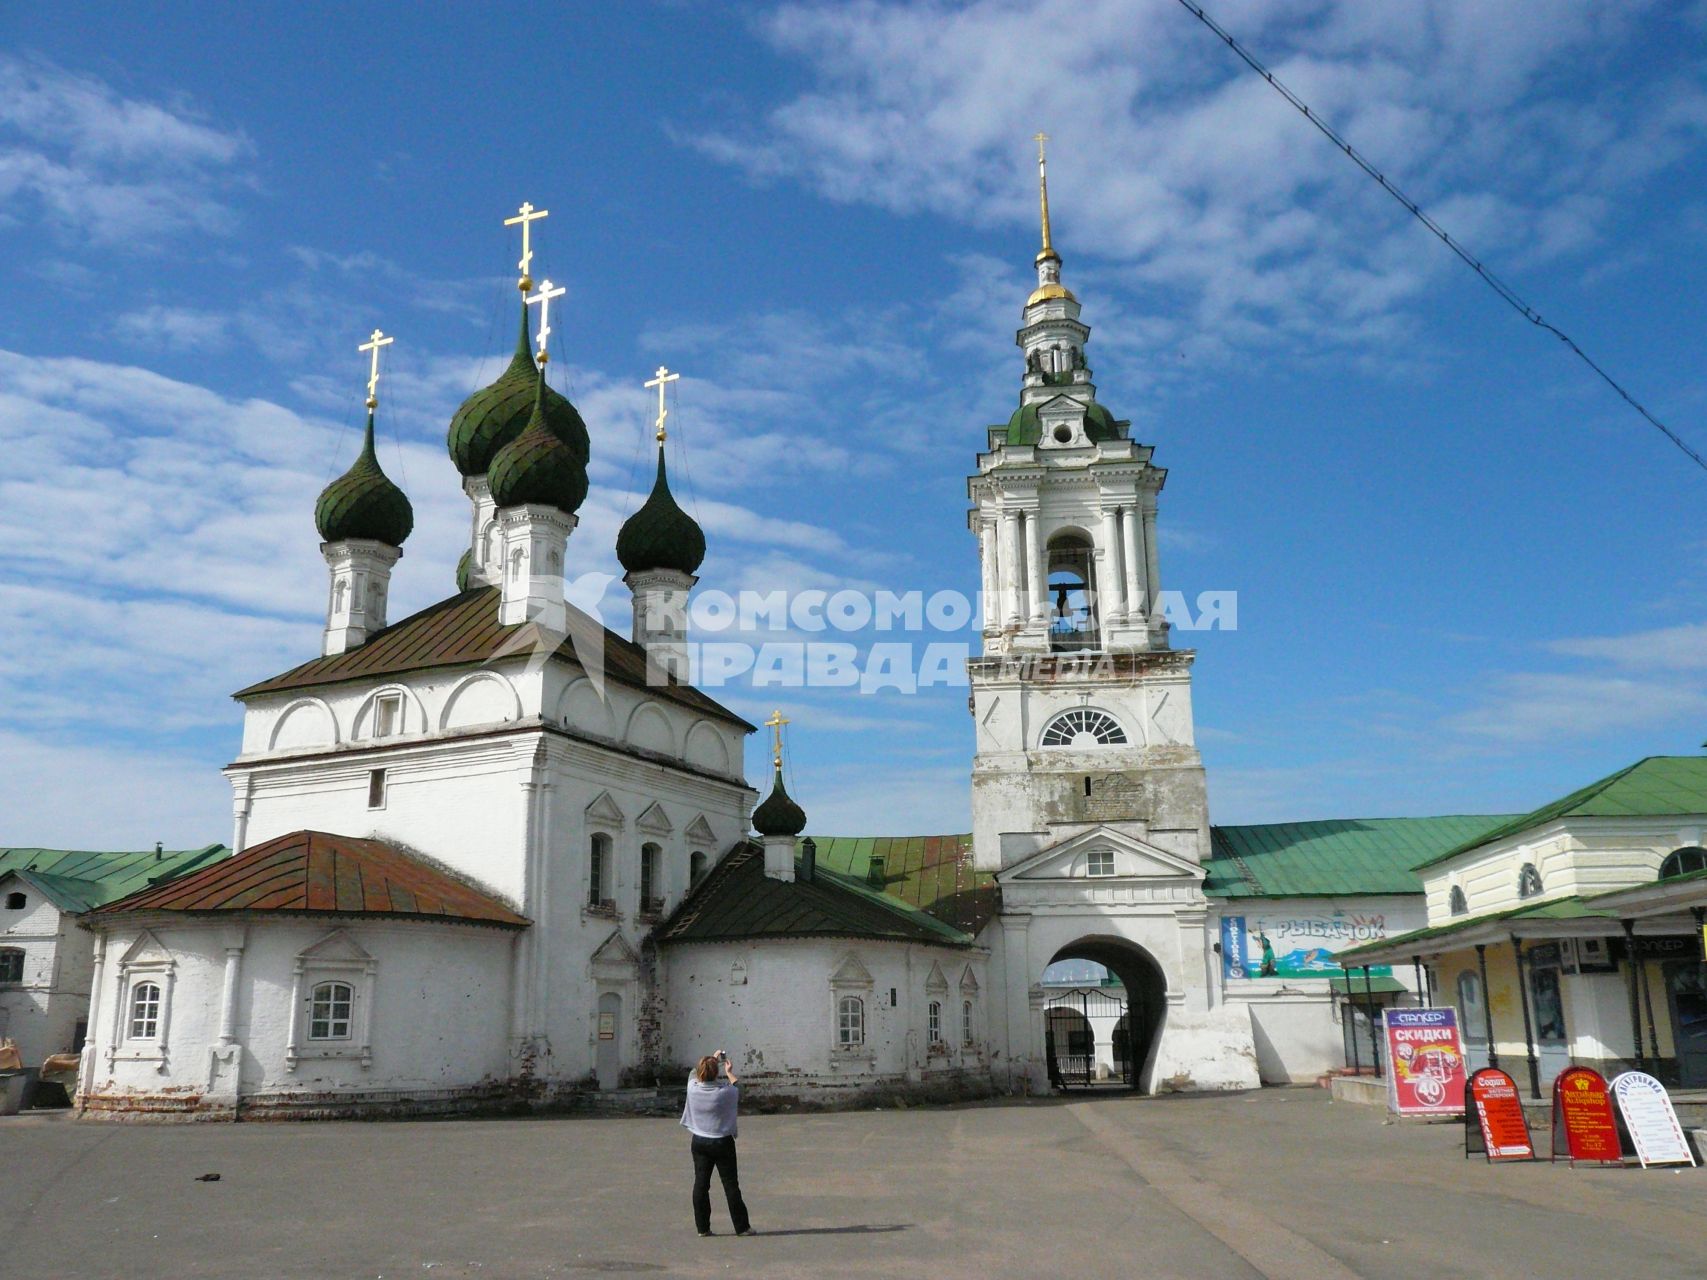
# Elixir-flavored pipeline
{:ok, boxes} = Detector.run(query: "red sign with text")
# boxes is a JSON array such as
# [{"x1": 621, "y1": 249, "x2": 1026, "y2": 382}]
[
  {"x1": 1552, "y1": 1067, "x2": 1622, "y2": 1164},
  {"x1": 1468, "y1": 1068, "x2": 1534, "y2": 1161},
  {"x1": 1383, "y1": 1008, "x2": 1467, "y2": 1115}
]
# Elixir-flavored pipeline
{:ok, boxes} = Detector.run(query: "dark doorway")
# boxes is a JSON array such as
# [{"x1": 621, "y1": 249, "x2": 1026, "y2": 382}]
[{"x1": 1664, "y1": 960, "x2": 1707, "y2": 1087}]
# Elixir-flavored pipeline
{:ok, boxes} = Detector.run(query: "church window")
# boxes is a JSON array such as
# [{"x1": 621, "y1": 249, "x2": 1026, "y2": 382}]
[
  {"x1": 962, "y1": 1000, "x2": 974, "y2": 1046},
  {"x1": 589, "y1": 833, "x2": 613, "y2": 909},
  {"x1": 374, "y1": 692, "x2": 403, "y2": 737},
  {"x1": 1516, "y1": 863, "x2": 1543, "y2": 899},
  {"x1": 129, "y1": 982, "x2": 161, "y2": 1040},
  {"x1": 1086, "y1": 848, "x2": 1116, "y2": 877},
  {"x1": 5, "y1": 891, "x2": 24, "y2": 909},
  {"x1": 689, "y1": 851, "x2": 707, "y2": 887},
  {"x1": 308, "y1": 981, "x2": 354, "y2": 1040},
  {"x1": 640, "y1": 843, "x2": 661, "y2": 914},
  {"x1": 367, "y1": 768, "x2": 387, "y2": 809},
  {"x1": 1041, "y1": 708, "x2": 1127, "y2": 747},
  {"x1": 0, "y1": 948, "x2": 22, "y2": 983},
  {"x1": 837, "y1": 996, "x2": 864, "y2": 1047},
  {"x1": 1448, "y1": 886, "x2": 1467, "y2": 916},
  {"x1": 1659, "y1": 846, "x2": 1707, "y2": 880},
  {"x1": 928, "y1": 1000, "x2": 942, "y2": 1044}
]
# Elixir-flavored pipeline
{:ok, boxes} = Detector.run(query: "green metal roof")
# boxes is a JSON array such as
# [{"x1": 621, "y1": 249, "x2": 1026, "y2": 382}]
[
  {"x1": 656, "y1": 841, "x2": 972, "y2": 947},
  {"x1": 0, "y1": 845, "x2": 229, "y2": 911},
  {"x1": 615, "y1": 446, "x2": 705, "y2": 575},
  {"x1": 1000, "y1": 398, "x2": 1127, "y2": 447},
  {"x1": 807, "y1": 834, "x2": 999, "y2": 935},
  {"x1": 1327, "y1": 974, "x2": 1407, "y2": 994},
  {"x1": 1414, "y1": 756, "x2": 1707, "y2": 871},
  {"x1": 1205, "y1": 816, "x2": 1518, "y2": 899},
  {"x1": 315, "y1": 413, "x2": 414, "y2": 547}
]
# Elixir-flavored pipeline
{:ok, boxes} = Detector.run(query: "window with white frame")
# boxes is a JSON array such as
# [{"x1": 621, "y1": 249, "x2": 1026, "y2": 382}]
[
  {"x1": 689, "y1": 850, "x2": 708, "y2": 886},
  {"x1": 837, "y1": 995, "x2": 864, "y2": 1047},
  {"x1": 1086, "y1": 848, "x2": 1116, "y2": 877},
  {"x1": 1040, "y1": 708, "x2": 1127, "y2": 747},
  {"x1": 1517, "y1": 863, "x2": 1543, "y2": 899},
  {"x1": 962, "y1": 999, "x2": 974, "y2": 1046},
  {"x1": 1449, "y1": 885, "x2": 1468, "y2": 916},
  {"x1": 589, "y1": 833, "x2": 613, "y2": 909},
  {"x1": 0, "y1": 948, "x2": 23, "y2": 984},
  {"x1": 308, "y1": 981, "x2": 354, "y2": 1040},
  {"x1": 367, "y1": 768, "x2": 387, "y2": 809},
  {"x1": 374, "y1": 692, "x2": 403, "y2": 738},
  {"x1": 129, "y1": 981, "x2": 162, "y2": 1040},
  {"x1": 928, "y1": 1000, "x2": 942, "y2": 1044}
]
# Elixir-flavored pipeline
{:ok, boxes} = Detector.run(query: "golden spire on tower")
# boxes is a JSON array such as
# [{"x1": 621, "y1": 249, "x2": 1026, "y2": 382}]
[
  {"x1": 359, "y1": 328, "x2": 394, "y2": 409},
  {"x1": 645, "y1": 365, "x2": 680, "y2": 443},
  {"x1": 1034, "y1": 131, "x2": 1058, "y2": 264},
  {"x1": 764, "y1": 708, "x2": 790, "y2": 769}
]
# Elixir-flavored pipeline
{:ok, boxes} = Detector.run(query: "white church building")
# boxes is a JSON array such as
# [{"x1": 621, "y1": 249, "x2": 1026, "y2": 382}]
[{"x1": 73, "y1": 167, "x2": 1478, "y2": 1119}]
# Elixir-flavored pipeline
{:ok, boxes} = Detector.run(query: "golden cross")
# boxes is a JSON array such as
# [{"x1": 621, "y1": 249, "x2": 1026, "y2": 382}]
[
  {"x1": 764, "y1": 708, "x2": 790, "y2": 768},
  {"x1": 359, "y1": 328, "x2": 394, "y2": 409},
  {"x1": 1034, "y1": 130, "x2": 1049, "y2": 164},
  {"x1": 503, "y1": 201, "x2": 550, "y2": 291},
  {"x1": 644, "y1": 365, "x2": 680, "y2": 443},
  {"x1": 524, "y1": 278, "x2": 566, "y2": 365}
]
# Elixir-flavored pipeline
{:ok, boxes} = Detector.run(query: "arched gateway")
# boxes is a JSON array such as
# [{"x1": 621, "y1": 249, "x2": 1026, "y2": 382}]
[{"x1": 1043, "y1": 939, "x2": 1168, "y2": 1090}]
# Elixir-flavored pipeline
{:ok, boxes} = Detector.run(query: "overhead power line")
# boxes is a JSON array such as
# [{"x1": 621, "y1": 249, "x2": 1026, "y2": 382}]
[{"x1": 1176, "y1": 0, "x2": 1707, "y2": 476}]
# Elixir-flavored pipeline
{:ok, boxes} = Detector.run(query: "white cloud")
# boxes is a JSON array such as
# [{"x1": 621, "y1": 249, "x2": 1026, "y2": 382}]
[
  {"x1": 1549, "y1": 621, "x2": 1707, "y2": 671},
  {"x1": 0, "y1": 54, "x2": 252, "y2": 244},
  {"x1": 112, "y1": 304, "x2": 232, "y2": 353},
  {"x1": 687, "y1": 0, "x2": 1705, "y2": 358}
]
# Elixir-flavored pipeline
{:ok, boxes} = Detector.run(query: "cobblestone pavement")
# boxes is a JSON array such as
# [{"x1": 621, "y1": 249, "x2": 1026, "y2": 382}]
[{"x1": 7, "y1": 1089, "x2": 1702, "y2": 1279}]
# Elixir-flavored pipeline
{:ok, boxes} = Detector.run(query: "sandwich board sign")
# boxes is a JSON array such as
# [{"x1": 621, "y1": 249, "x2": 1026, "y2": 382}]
[
  {"x1": 1610, "y1": 1072, "x2": 1696, "y2": 1168},
  {"x1": 1465, "y1": 1067, "x2": 1534, "y2": 1162},
  {"x1": 1383, "y1": 1008, "x2": 1466, "y2": 1116},
  {"x1": 1551, "y1": 1067, "x2": 1623, "y2": 1166}
]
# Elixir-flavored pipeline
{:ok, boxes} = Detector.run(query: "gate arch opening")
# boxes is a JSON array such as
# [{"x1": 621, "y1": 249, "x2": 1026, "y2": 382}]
[{"x1": 1043, "y1": 937, "x2": 1168, "y2": 1092}]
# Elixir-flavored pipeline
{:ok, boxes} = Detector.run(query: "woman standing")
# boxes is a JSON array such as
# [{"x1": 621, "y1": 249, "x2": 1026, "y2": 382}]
[{"x1": 681, "y1": 1049, "x2": 751, "y2": 1237}]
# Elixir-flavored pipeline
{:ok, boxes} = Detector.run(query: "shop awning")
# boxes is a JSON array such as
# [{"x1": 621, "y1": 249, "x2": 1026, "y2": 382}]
[{"x1": 1327, "y1": 975, "x2": 1407, "y2": 995}]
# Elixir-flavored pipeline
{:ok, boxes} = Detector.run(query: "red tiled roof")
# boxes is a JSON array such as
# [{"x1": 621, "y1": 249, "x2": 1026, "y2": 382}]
[
  {"x1": 232, "y1": 587, "x2": 752, "y2": 730},
  {"x1": 91, "y1": 830, "x2": 528, "y2": 928}
]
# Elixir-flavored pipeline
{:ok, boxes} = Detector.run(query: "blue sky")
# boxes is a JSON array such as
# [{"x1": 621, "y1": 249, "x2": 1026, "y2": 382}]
[{"x1": 2, "y1": 1, "x2": 1705, "y2": 849}]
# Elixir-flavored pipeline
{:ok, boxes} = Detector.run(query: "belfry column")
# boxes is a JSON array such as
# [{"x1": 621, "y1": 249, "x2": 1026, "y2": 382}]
[
  {"x1": 1000, "y1": 509, "x2": 1023, "y2": 627},
  {"x1": 1143, "y1": 499, "x2": 1165, "y2": 643},
  {"x1": 1098, "y1": 506, "x2": 1125, "y2": 628},
  {"x1": 978, "y1": 520, "x2": 999, "y2": 633},
  {"x1": 1122, "y1": 507, "x2": 1145, "y2": 627},
  {"x1": 1024, "y1": 511, "x2": 1046, "y2": 624}
]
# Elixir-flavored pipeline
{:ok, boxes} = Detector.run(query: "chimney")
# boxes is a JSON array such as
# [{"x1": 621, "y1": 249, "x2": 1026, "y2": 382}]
[
  {"x1": 154, "y1": 841, "x2": 163, "y2": 861},
  {"x1": 799, "y1": 836, "x2": 817, "y2": 883},
  {"x1": 867, "y1": 854, "x2": 885, "y2": 887},
  {"x1": 761, "y1": 834, "x2": 796, "y2": 883}
]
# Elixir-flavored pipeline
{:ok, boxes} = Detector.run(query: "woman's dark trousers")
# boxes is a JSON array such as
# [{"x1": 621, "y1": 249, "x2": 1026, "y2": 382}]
[{"x1": 690, "y1": 1135, "x2": 750, "y2": 1234}]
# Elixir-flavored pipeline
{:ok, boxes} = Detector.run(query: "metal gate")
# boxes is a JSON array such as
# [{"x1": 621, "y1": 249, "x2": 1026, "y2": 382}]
[{"x1": 1043, "y1": 986, "x2": 1129, "y2": 1089}]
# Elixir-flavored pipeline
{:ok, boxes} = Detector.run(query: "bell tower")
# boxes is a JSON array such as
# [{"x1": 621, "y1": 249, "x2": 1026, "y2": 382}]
[{"x1": 966, "y1": 137, "x2": 1209, "y2": 876}]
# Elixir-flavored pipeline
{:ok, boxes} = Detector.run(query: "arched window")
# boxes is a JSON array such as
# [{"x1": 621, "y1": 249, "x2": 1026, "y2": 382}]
[
  {"x1": 1517, "y1": 863, "x2": 1543, "y2": 899},
  {"x1": 0, "y1": 947, "x2": 23, "y2": 984},
  {"x1": 639, "y1": 842, "x2": 661, "y2": 914},
  {"x1": 308, "y1": 981, "x2": 354, "y2": 1041},
  {"x1": 962, "y1": 999, "x2": 974, "y2": 1046},
  {"x1": 1659, "y1": 846, "x2": 1707, "y2": 880},
  {"x1": 129, "y1": 982, "x2": 162, "y2": 1040},
  {"x1": 1046, "y1": 531, "x2": 1098, "y2": 652},
  {"x1": 837, "y1": 995, "x2": 864, "y2": 1047},
  {"x1": 1449, "y1": 886, "x2": 1467, "y2": 916},
  {"x1": 4, "y1": 892, "x2": 25, "y2": 910},
  {"x1": 588, "y1": 833, "x2": 612, "y2": 909},
  {"x1": 689, "y1": 851, "x2": 708, "y2": 887},
  {"x1": 1041, "y1": 708, "x2": 1127, "y2": 747},
  {"x1": 928, "y1": 1000, "x2": 942, "y2": 1044}
]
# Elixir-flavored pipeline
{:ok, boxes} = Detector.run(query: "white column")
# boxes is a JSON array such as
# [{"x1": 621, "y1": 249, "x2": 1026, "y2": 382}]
[
  {"x1": 978, "y1": 520, "x2": 998, "y2": 632},
  {"x1": 218, "y1": 940, "x2": 244, "y2": 1046},
  {"x1": 1024, "y1": 511, "x2": 1046, "y2": 624},
  {"x1": 1122, "y1": 507, "x2": 1145, "y2": 623},
  {"x1": 1000, "y1": 510, "x2": 1022, "y2": 626},
  {"x1": 1143, "y1": 502, "x2": 1162, "y2": 618},
  {"x1": 1098, "y1": 506, "x2": 1125, "y2": 626}
]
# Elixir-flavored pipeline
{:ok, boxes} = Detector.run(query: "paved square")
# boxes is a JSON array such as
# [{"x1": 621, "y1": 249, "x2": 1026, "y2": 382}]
[{"x1": 8, "y1": 1091, "x2": 1702, "y2": 1279}]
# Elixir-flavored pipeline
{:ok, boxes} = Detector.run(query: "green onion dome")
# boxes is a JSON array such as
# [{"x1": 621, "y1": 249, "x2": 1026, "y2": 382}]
[
  {"x1": 315, "y1": 413, "x2": 414, "y2": 546},
  {"x1": 1002, "y1": 398, "x2": 1125, "y2": 447},
  {"x1": 455, "y1": 548, "x2": 473, "y2": 592},
  {"x1": 487, "y1": 368, "x2": 590, "y2": 514},
  {"x1": 752, "y1": 767, "x2": 807, "y2": 837},
  {"x1": 616, "y1": 446, "x2": 706, "y2": 575},
  {"x1": 447, "y1": 304, "x2": 590, "y2": 477}
]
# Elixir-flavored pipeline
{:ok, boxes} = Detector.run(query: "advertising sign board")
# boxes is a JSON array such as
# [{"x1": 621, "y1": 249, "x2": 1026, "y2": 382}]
[
  {"x1": 1610, "y1": 1072, "x2": 1696, "y2": 1168},
  {"x1": 1551, "y1": 1067, "x2": 1622, "y2": 1165},
  {"x1": 1221, "y1": 913, "x2": 1393, "y2": 979},
  {"x1": 1466, "y1": 1068, "x2": 1534, "y2": 1161},
  {"x1": 1382, "y1": 1008, "x2": 1466, "y2": 1115}
]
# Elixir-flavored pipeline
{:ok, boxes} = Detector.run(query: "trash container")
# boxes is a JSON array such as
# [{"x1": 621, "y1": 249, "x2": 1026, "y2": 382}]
[{"x1": 0, "y1": 1069, "x2": 38, "y2": 1115}]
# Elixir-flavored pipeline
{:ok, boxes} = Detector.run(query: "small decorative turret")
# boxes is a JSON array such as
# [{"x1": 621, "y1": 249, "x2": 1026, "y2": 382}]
[
  {"x1": 618, "y1": 366, "x2": 704, "y2": 682},
  {"x1": 755, "y1": 710, "x2": 806, "y2": 881},
  {"x1": 318, "y1": 330, "x2": 412, "y2": 656}
]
